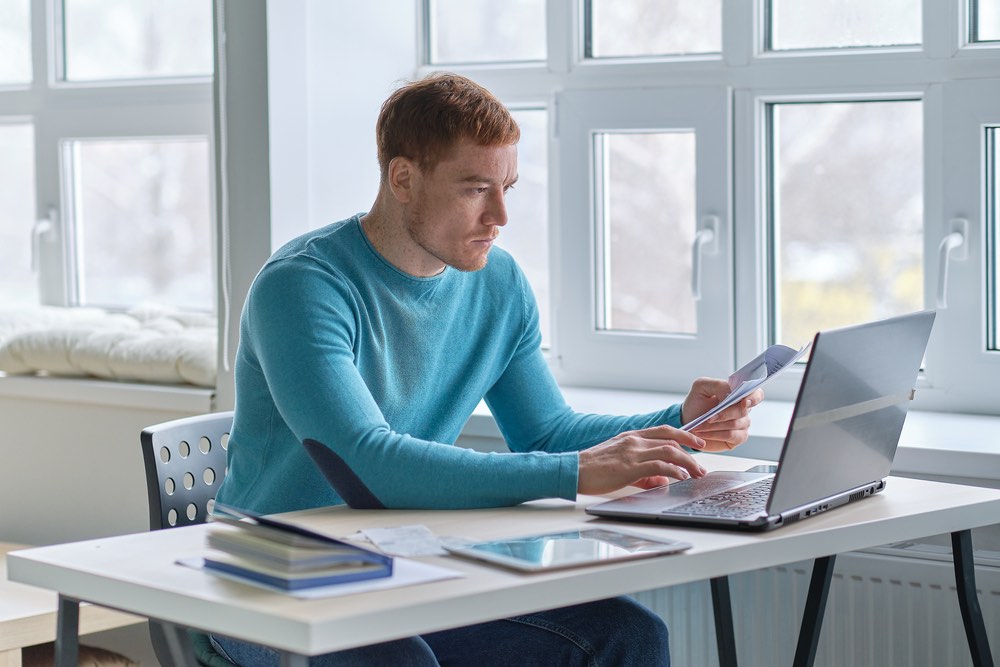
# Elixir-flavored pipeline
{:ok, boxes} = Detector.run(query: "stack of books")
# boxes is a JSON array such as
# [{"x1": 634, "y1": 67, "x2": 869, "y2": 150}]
[{"x1": 203, "y1": 503, "x2": 393, "y2": 591}]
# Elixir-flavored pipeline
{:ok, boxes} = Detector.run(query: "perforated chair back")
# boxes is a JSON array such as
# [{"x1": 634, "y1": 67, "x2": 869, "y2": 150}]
[
  {"x1": 140, "y1": 411, "x2": 234, "y2": 531},
  {"x1": 139, "y1": 411, "x2": 234, "y2": 667}
]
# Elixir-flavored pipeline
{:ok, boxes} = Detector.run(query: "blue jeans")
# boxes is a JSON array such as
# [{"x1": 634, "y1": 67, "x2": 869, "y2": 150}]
[{"x1": 210, "y1": 596, "x2": 669, "y2": 666}]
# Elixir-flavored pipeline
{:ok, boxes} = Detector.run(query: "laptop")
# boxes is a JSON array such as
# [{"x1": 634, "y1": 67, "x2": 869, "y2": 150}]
[{"x1": 586, "y1": 311, "x2": 936, "y2": 531}]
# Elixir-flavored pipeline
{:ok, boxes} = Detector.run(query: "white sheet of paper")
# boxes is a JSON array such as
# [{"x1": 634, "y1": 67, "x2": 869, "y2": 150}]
[{"x1": 361, "y1": 524, "x2": 447, "y2": 557}]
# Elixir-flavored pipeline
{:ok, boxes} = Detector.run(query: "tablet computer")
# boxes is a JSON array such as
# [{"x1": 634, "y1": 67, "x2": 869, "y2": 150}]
[{"x1": 442, "y1": 528, "x2": 691, "y2": 572}]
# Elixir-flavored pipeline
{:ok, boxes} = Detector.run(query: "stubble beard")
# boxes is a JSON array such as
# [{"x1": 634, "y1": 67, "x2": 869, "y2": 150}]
[{"x1": 405, "y1": 205, "x2": 491, "y2": 274}]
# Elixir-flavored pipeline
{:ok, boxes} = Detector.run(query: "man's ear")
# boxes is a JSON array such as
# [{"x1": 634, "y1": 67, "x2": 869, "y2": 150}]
[{"x1": 387, "y1": 157, "x2": 417, "y2": 204}]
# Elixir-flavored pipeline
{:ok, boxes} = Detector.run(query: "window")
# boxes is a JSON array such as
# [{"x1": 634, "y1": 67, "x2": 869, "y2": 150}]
[
  {"x1": 2, "y1": 0, "x2": 214, "y2": 312},
  {"x1": 767, "y1": 0, "x2": 921, "y2": 51},
  {"x1": 61, "y1": 0, "x2": 212, "y2": 81},
  {"x1": 426, "y1": 0, "x2": 546, "y2": 64},
  {"x1": 0, "y1": 122, "x2": 37, "y2": 306},
  {"x1": 0, "y1": 0, "x2": 31, "y2": 85},
  {"x1": 495, "y1": 107, "x2": 550, "y2": 345},
  {"x1": 768, "y1": 100, "x2": 923, "y2": 345},
  {"x1": 973, "y1": 0, "x2": 1000, "y2": 42},
  {"x1": 989, "y1": 126, "x2": 998, "y2": 351},
  {"x1": 420, "y1": 2, "x2": 1000, "y2": 412},
  {"x1": 585, "y1": 0, "x2": 721, "y2": 58},
  {"x1": 67, "y1": 138, "x2": 212, "y2": 310}
]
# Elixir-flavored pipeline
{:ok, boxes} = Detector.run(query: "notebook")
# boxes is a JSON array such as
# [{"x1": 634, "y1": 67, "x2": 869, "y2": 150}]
[{"x1": 586, "y1": 311, "x2": 936, "y2": 532}]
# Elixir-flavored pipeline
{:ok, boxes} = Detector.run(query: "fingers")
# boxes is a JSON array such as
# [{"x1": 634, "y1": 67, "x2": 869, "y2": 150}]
[
  {"x1": 633, "y1": 440, "x2": 707, "y2": 479},
  {"x1": 631, "y1": 424, "x2": 708, "y2": 451}
]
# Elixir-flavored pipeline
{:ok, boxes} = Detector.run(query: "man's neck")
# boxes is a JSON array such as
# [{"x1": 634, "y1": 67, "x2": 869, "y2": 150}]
[{"x1": 360, "y1": 196, "x2": 446, "y2": 278}]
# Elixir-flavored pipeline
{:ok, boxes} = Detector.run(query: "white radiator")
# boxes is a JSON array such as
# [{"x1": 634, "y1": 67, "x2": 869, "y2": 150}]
[{"x1": 633, "y1": 547, "x2": 1000, "y2": 666}]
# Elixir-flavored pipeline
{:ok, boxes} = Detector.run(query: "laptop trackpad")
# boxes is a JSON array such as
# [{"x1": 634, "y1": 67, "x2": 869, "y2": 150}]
[{"x1": 615, "y1": 471, "x2": 772, "y2": 511}]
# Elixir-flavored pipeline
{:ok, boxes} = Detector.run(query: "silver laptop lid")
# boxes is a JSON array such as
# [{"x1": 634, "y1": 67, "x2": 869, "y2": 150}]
[{"x1": 767, "y1": 311, "x2": 936, "y2": 515}]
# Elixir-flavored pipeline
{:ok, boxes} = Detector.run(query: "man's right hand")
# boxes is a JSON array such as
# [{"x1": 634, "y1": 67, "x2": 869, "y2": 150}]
[{"x1": 577, "y1": 425, "x2": 708, "y2": 496}]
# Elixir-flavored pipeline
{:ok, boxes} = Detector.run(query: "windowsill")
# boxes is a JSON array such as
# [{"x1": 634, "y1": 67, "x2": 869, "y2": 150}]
[
  {"x1": 0, "y1": 373, "x2": 214, "y2": 413},
  {"x1": 464, "y1": 386, "x2": 1000, "y2": 484}
]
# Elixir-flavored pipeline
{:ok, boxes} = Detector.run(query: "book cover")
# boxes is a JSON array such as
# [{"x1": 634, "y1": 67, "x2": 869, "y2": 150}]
[{"x1": 204, "y1": 503, "x2": 393, "y2": 590}]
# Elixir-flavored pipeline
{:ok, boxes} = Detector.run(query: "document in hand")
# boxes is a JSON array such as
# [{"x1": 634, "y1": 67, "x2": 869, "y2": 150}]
[
  {"x1": 204, "y1": 503, "x2": 393, "y2": 591},
  {"x1": 681, "y1": 343, "x2": 810, "y2": 432}
]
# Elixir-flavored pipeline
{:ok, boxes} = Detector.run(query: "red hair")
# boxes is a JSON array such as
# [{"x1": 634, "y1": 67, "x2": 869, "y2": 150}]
[{"x1": 376, "y1": 73, "x2": 520, "y2": 180}]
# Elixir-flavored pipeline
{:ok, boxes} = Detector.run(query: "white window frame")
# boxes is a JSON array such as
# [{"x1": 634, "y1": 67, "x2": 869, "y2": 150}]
[
  {"x1": 416, "y1": 0, "x2": 1000, "y2": 417},
  {"x1": 5, "y1": 0, "x2": 214, "y2": 309}
]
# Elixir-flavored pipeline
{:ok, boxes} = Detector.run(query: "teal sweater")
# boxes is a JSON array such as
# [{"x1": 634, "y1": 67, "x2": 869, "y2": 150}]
[{"x1": 216, "y1": 215, "x2": 682, "y2": 514}]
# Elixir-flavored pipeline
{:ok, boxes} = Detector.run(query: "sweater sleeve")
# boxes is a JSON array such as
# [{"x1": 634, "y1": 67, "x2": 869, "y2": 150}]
[
  {"x1": 244, "y1": 258, "x2": 578, "y2": 509},
  {"x1": 486, "y1": 268, "x2": 683, "y2": 454}
]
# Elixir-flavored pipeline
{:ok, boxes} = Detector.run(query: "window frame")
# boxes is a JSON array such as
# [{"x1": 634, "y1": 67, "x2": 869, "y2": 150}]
[{"x1": 1, "y1": 0, "x2": 215, "y2": 310}]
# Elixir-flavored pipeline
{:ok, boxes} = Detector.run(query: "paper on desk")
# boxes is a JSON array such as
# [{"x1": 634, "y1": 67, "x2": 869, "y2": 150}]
[
  {"x1": 177, "y1": 556, "x2": 463, "y2": 599},
  {"x1": 681, "y1": 343, "x2": 810, "y2": 432},
  {"x1": 361, "y1": 525, "x2": 447, "y2": 557}
]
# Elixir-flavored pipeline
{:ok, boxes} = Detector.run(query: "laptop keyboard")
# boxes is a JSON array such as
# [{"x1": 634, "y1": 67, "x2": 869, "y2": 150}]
[{"x1": 665, "y1": 478, "x2": 774, "y2": 518}]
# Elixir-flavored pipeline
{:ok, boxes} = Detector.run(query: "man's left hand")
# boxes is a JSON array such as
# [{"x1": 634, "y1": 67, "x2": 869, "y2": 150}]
[{"x1": 681, "y1": 377, "x2": 763, "y2": 452}]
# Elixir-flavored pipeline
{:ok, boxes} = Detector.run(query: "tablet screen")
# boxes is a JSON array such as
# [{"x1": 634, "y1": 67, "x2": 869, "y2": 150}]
[{"x1": 443, "y1": 528, "x2": 691, "y2": 572}]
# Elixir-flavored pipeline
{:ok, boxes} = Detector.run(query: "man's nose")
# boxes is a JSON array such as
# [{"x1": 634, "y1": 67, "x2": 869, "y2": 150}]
[{"x1": 486, "y1": 190, "x2": 508, "y2": 227}]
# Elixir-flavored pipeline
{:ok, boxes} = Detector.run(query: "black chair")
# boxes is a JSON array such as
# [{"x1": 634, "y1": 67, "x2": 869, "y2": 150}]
[{"x1": 140, "y1": 411, "x2": 235, "y2": 667}]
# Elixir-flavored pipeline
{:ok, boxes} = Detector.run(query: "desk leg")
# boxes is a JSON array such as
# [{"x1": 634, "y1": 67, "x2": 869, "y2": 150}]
[
  {"x1": 952, "y1": 529, "x2": 995, "y2": 667},
  {"x1": 710, "y1": 576, "x2": 738, "y2": 667},
  {"x1": 791, "y1": 554, "x2": 836, "y2": 667},
  {"x1": 279, "y1": 652, "x2": 310, "y2": 667},
  {"x1": 161, "y1": 621, "x2": 199, "y2": 666},
  {"x1": 54, "y1": 595, "x2": 79, "y2": 667}
]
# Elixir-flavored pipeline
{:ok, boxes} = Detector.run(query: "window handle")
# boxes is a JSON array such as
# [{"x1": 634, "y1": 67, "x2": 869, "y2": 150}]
[
  {"x1": 31, "y1": 207, "x2": 59, "y2": 273},
  {"x1": 691, "y1": 215, "x2": 719, "y2": 301},
  {"x1": 936, "y1": 218, "x2": 967, "y2": 309}
]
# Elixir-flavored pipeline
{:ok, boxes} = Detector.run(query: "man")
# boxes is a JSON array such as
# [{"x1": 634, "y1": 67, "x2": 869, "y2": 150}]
[{"x1": 213, "y1": 73, "x2": 762, "y2": 666}]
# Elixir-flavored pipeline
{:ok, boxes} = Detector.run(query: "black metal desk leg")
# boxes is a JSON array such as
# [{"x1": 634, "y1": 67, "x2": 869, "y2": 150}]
[
  {"x1": 54, "y1": 595, "x2": 80, "y2": 667},
  {"x1": 951, "y1": 529, "x2": 995, "y2": 667},
  {"x1": 792, "y1": 554, "x2": 836, "y2": 667},
  {"x1": 710, "y1": 576, "x2": 738, "y2": 667}
]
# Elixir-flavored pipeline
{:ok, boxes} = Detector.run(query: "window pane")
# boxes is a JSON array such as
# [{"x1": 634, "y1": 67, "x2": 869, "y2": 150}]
[
  {"x1": 496, "y1": 109, "x2": 550, "y2": 346},
  {"x1": 62, "y1": 0, "x2": 213, "y2": 81},
  {"x1": 601, "y1": 132, "x2": 696, "y2": 334},
  {"x1": 769, "y1": 0, "x2": 921, "y2": 51},
  {"x1": 772, "y1": 101, "x2": 923, "y2": 346},
  {"x1": 587, "y1": 0, "x2": 721, "y2": 58},
  {"x1": 989, "y1": 127, "x2": 999, "y2": 351},
  {"x1": 69, "y1": 138, "x2": 213, "y2": 311},
  {"x1": 428, "y1": 0, "x2": 545, "y2": 64},
  {"x1": 0, "y1": 123, "x2": 37, "y2": 305},
  {"x1": 976, "y1": 0, "x2": 1000, "y2": 41},
  {"x1": 0, "y1": 0, "x2": 31, "y2": 84}
]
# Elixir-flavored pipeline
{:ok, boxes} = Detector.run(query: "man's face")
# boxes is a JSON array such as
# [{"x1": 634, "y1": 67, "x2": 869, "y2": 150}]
[{"x1": 401, "y1": 139, "x2": 518, "y2": 275}]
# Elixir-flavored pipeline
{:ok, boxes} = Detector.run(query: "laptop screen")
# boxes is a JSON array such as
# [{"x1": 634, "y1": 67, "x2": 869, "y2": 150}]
[{"x1": 767, "y1": 311, "x2": 935, "y2": 514}]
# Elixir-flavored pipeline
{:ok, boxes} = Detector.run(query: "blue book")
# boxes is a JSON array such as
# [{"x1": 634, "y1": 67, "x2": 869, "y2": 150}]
[{"x1": 204, "y1": 503, "x2": 392, "y2": 590}]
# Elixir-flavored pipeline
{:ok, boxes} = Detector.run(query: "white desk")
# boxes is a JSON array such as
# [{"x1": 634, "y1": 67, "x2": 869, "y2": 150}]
[
  {"x1": 0, "y1": 543, "x2": 141, "y2": 667},
  {"x1": 8, "y1": 454, "x2": 1000, "y2": 667}
]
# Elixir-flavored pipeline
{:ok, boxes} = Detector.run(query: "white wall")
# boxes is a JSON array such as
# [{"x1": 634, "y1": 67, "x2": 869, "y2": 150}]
[
  {"x1": 0, "y1": 380, "x2": 211, "y2": 545},
  {"x1": 268, "y1": 0, "x2": 417, "y2": 249}
]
